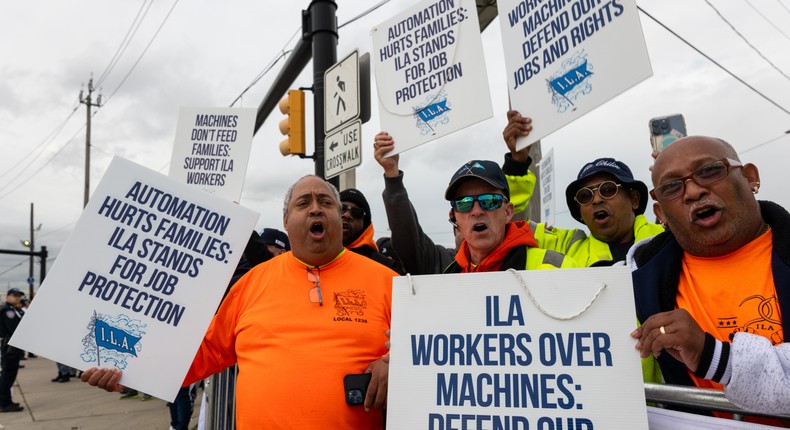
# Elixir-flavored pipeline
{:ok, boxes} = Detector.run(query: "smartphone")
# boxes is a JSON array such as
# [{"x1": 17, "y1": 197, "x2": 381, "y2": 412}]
[
  {"x1": 343, "y1": 373, "x2": 371, "y2": 406},
  {"x1": 649, "y1": 114, "x2": 687, "y2": 153}
]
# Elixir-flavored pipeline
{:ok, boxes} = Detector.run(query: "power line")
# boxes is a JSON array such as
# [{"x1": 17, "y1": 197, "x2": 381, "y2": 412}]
[
  {"x1": 0, "y1": 125, "x2": 85, "y2": 200},
  {"x1": 229, "y1": 0, "x2": 392, "y2": 107},
  {"x1": 0, "y1": 102, "x2": 79, "y2": 181},
  {"x1": 339, "y1": 0, "x2": 391, "y2": 29},
  {"x1": 0, "y1": 260, "x2": 26, "y2": 277},
  {"x1": 741, "y1": 130, "x2": 790, "y2": 155},
  {"x1": 101, "y1": 0, "x2": 181, "y2": 105},
  {"x1": 637, "y1": 6, "x2": 790, "y2": 117},
  {"x1": 745, "y1": 0, "x2": 790, "y2": 43},
  {"x1": 777, "y1": 0, "x2": 790, "y2": 17},
  {"x1": 230, "y1": 48, "x2": 293, "y2": 107},
  {"x1": 703, "y1": 0, "x2": 790, "y2": 85},
  {"x1": 95, "y1": 0, "x2": 155, "y2": 88}
]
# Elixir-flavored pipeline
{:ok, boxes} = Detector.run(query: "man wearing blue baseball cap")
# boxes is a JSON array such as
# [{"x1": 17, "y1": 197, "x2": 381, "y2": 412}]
[
  {"x1": 505, "y1": 111, "x2": 663, "y2": 266},
  {"x1": 554, "y1": 157, "x2": 664, "y2": 265},
  {"x1": 442, "y1": 159, "x2": 575, "y2": 272},
  {"x1": 260, "y1": 228, "x2": 290, "y2": 256}
]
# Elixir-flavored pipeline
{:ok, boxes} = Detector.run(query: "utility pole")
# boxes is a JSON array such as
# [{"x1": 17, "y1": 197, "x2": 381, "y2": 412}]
[
  {"x1": 28, "y1": 202, "x2": 34, "y2": 298},
  {"x1": 79, "y1": 77, "x2": 102, "y2": 208},
  {"x1": 309, "y1": 0, "x2": 338, "y2": 186}
]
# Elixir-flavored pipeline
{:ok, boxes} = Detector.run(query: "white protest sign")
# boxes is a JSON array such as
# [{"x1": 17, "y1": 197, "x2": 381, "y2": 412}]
[
  {"x1": 168, "y1": 107, "x2": 256, "y2": 202},
  {"x1": 388, "y1": 267, "x2": 648, "y2": 429},
  {"x1": 11, "y1": 157, "x2": 259, "y2": 401},
  {"x1": 498, "y1": 0, "x2": 652, "y2": 150},
  {"x1": 539, "y1": 148, "x2": 555, "y2": 226},
  {"x1": 372, "y1": 0, "x2": 493, "y2": 156}
]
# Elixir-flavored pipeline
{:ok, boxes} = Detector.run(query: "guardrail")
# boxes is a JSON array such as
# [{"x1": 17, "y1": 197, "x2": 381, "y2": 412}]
[{"x1": 200, "y1": 373, "x2": 788, "y2": 429}]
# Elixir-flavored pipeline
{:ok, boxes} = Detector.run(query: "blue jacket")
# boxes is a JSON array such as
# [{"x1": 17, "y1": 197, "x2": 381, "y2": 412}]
[{"x1": 630, "y1": 200, "x2": 790, "y2": 386}]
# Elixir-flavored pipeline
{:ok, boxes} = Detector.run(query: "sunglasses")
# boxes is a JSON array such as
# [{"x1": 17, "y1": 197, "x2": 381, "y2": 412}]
[
  {"x1": 307, "y1": 267, "x2": 322, "y2": 306},
  {"x1": 450, "y1": 193, "x2": 506, "y2": 213},
  {"x1": 574, "y1": 181, "x2": 622, "y2": 205},
  {"x1": 650, "y1": 158, "x2": 742, "y2": 203},
  {"x1": 341, "y1": 204, "x2": 365, "y2": 220}
]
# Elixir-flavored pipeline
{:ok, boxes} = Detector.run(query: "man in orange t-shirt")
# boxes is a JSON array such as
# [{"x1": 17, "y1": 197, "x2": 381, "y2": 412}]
[
  {"x1": 630, "y1": 135, "x2": 790, "y2": 417},
  {"x1": 83, "y1": 176, "x2": 395, "y2": 429}
]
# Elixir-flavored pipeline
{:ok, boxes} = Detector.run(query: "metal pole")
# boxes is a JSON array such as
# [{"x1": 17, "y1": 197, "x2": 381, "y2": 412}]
[
  {"x1": 28, "y1": 202, "x2": 34, "y2": 298},
  {"x1": 309, "y1": 0, "x2": 338, "y2": 186},
  {"x1": 80, "y1": 77, "x2": 101, "y2": 208},
  {"x1": 39, "y1": 246, "x2": 47, "y2": 293},
  {"x1": 84, "y1": 80, "x2": 92, "y2": 207}
]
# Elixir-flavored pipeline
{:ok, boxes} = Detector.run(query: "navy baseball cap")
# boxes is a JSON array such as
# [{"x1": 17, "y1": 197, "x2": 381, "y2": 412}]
[
  {"x1": 445, "y1": 160, "x2": 510, "y2": 201},
  {"x1": 7, "y1": 288, "x2": 24, "y2": 296},
  {"x1": 565, "y1": 157, "x2": 648, "y2": 223},
  {"x1": 259, "y1": 228, "x2": 290, "y2": 251}
]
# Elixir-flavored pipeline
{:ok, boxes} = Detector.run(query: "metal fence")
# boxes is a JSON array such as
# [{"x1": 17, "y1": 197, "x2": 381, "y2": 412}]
[{"x1": 200, "y1": 374, "x2": 788, "y2": 429}]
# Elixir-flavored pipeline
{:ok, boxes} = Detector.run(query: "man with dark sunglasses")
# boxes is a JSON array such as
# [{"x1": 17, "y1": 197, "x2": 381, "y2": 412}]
[
  {"x1": 442, "y1": 159, "x2": 575, "y2": 272},
  {"x1": 630, "y1": 136, "x2": 790, "y2": 416},
  {"x1": 373, "y1": 129, "x2": 539, "y2": 275},
  {"x1": 339, "y1": 188, "x2": 404, "y2": 274}
]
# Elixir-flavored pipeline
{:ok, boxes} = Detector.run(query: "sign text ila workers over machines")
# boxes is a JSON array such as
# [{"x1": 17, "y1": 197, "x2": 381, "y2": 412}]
[
  {"x1": 387, "y1": 267, "x2": 648, "y2": 429},
  {"x1": 11, "y1": 157, "x2": 259, "y2": 401},
  {"x1": 499, "y1": 0, "x2": 652, "y2": 150},
  {"x1": 372, "y1": 0, "x2": 493, "y2": 156},
  {"x1": 169, "y1": 107, "x2": 255, "y2": 203}
]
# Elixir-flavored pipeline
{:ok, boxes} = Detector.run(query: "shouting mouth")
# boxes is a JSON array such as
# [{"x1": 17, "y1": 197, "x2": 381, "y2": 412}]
[{"x1": 690, "y1": 203, "x2": 722, "y2": 228}]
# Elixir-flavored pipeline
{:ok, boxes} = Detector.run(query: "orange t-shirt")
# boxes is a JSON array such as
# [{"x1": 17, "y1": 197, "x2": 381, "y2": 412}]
[
  {"x1": 677, "y1": 229, "x2": 782, "y2": 390},
  {"x1": 184, "y1": 250, "x2": 394, "y2": 429}
]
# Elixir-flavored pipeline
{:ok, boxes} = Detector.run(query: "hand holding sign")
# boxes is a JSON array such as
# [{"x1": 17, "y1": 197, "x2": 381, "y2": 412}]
[
  {"x1": 503, "y1": 110, "x2": 533, "y2": 162},
  {"x1": 632, "y1": 309, "x2": 706, "y2": 373}
]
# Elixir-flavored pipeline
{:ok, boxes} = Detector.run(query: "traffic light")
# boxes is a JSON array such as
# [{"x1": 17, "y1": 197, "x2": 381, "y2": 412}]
[{"x1": 278, "y1": 89, "x2": 306, "y2": 156}]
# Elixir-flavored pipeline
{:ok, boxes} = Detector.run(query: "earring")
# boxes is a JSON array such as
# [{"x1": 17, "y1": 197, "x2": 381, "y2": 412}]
[{"x1": 753, "y1": 181, "x2": 760, "y2": 194}]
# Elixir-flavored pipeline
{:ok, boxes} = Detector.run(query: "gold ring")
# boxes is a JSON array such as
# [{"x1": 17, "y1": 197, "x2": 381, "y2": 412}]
[{"x1": 659, "y1": 326, "x2": 666, "y2": 335}]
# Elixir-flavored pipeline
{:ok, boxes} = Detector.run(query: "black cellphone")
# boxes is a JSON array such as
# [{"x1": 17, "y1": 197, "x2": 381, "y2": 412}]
[
  {"x1": 649, "y1": 114, "x2": 687, "y2": 153},
  {"x1": 343, "y1": 373, "x2": 371, "y2": 406}
]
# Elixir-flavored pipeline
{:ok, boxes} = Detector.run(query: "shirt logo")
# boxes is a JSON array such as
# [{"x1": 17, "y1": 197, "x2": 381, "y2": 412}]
[{"x1": 333, "y1": 290, "x2": 367, "y2": 321}]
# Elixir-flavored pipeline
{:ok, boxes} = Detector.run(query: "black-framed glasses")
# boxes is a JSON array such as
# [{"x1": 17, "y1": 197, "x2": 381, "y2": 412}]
[
  {"x1": 574, "y1": 181, "x2": 622, "y2": 205},
  {"x1": 451, "y1": 193, "x2": 506, "y2": 213},
  {"x1": 306, "y1": 267, "x2": 322, "y2": 306},
  {"x1": 341, "y1": 205, "x2": 365, "y2": 220},
  {"x1": 650, "y1": 158, "x2": 742, "y2": 203}
]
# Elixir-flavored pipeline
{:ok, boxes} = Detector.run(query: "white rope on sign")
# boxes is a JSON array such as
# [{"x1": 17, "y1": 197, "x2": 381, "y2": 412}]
[
  {"x1": 407, "y1": 273, "x2": 416, "y2": 295},
  {"x1": 507, "y1": 268, "x2": 606, "y2": 321}
]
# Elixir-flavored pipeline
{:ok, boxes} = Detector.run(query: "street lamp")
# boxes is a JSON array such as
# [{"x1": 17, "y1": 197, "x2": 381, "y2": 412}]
[{"x1": 21, "y1": 202, "x2": 42, "y2": 297}]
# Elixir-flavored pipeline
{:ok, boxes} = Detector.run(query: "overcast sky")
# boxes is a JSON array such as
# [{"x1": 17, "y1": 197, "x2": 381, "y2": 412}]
[{"x1": 2, "y1": 0, "x2": 789, "y2": 291}]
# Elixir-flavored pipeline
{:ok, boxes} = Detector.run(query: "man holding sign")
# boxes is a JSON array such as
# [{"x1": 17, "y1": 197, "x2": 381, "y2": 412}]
[
  {"x1": 631, "y1": 136, "x2": 790, "y2": 416},
  {"x1": 84, "y1": 175, "x2": 395, "y2": 429}
]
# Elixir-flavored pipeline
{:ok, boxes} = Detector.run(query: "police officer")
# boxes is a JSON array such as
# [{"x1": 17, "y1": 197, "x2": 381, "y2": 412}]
[{"x1": 0, "y1": 288, "x2": 25, "y2": 412}]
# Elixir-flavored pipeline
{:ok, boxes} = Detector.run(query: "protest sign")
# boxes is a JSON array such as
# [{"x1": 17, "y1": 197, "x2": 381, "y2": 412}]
[
  {"x1": 498, "y1": 0, "x2": 652, "y2": 150},
  {"x1": 168, "y1": 107, "x2": 255, "y2": 202},
  {"x1": 11, "y1": 157, "x2": 259, "y2": 401},
  {"x1": 372, "y1": 0, "x2": 493, "y2": 156},
  {"x1": 388, "y1": 267, "x2": 648, "y2": 429}
]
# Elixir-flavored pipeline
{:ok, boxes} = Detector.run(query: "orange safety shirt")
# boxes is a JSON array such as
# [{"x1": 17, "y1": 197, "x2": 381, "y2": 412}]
[
  {"x1": 677, "y1": 229, "x2": 781, "y2": 390},
  {"x1": 184, "y1": 250, "x2": 394, "y2": 429}
]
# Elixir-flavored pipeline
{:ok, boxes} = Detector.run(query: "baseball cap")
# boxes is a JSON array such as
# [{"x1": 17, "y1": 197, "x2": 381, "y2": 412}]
[
  {"x1": 339, "y1": 188, "x2": 372, "y2": 228},
  {"x1": 444, "y1": 160, "x2": 510, "y2": 200},
  {"x1": 259, "y1": 228, "x2": 290, "y2": 251},
  {"x1": 7, "y1": 288, "x2": 24, "y2": 296},
  {"x1": 565, "y1": 157, "x2": 648, "y2": 223}
]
